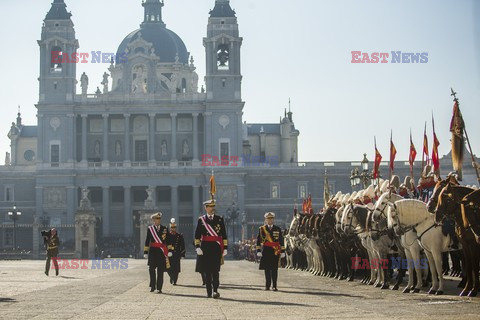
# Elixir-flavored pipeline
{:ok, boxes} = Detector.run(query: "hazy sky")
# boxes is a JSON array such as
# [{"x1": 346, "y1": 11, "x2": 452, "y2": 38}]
[{"x1": 0, "y1": 0, "x2": 478, "y2": 163}]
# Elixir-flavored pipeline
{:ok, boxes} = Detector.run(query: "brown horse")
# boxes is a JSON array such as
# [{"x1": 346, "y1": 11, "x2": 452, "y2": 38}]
[
  {"x1": 435, "y1": 183, "x2": 479, "y2": 297},
  {"x1": 461, "y1": 189, "x2": 480, "y2": 243}
]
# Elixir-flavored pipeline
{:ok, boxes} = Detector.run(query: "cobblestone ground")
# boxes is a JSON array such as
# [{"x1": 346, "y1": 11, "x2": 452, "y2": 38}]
[{"x1": 0, "y1": 259, "x2": 479, "y2": 319}]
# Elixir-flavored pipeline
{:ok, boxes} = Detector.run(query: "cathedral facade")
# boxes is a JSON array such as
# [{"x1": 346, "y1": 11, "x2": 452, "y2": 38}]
[{"x1": 0, "y1": 0, "x2": 477, "y2": 256}]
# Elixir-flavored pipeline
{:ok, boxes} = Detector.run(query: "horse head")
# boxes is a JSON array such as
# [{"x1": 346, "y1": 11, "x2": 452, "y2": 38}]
[{"x1": 427, "y1": 178, "x2": 450, "y2": 214}]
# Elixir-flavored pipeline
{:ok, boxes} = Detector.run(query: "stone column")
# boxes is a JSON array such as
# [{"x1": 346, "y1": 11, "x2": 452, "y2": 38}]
[
  {"x1": 124, "y1": 186, "x2": 132, "y2": 237},
  {"x1": 170, "y1": 113, "x2": 177, "y2": 163},
  {"x1": 139, "y1": 213, "x2": 153, "y2": 258},
  {"x1": 124, "y1": 114, "x2": 130, "y2": 165},
  {"x1": 32, "y1": 215, "x2": 40, "y2": 259},
  {"x1": 67, "y1": 186, "x2": 75, "y2": 225},
  {"x1": 102, "y1": 186, "x2": 110, "y2": 236},
  {"x1": 204, "y1": 112, "x2": 212, "y2": 156},
  {"x1": 149, "y1": 113, "x2": 156, "y2": 165},
  {"x1": 102, "y1": 114, "x2": 109, "y2": 165},
  {"x1": 192, "y1": 185, "x2": 200, "y2": 228},
  {"x1": 67, "y1": 114, "x2": 75, "y2": 164},
  {"x1": 171, "y1": 185, "x2": 178, "y2": 224},
  {"x1": 81, "y1": 114, "x2": 87, "y2": 163},
  {"x1": 192, "y1": 113, "x2": 199, "y2": 162},
  {"x1": 36, "y1": 114, "x2": 44, "y2": 163}
]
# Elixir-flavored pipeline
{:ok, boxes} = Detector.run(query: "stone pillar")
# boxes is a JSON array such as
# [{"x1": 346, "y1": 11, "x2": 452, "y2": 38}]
[
  {"x1": 102, "y1": 114, "x2": 109, "y2": 165},
  {"x1": 204, "y1": 112, "x2": 212, "y2": 156},
  {"x1": 139, "y1": 213, "x2": 154, "y2": 258},
  {"x1": 124, "y1": 114, "x2": 130, "y2": 165},
  {"x1": 124, "y1": 186, "x2": 132, "y2": 237},
  {"x1": 32, "y1": 215, "x2": 40, "y2": 259},
  {"x1": 36, "y1": 114, "x2": 43, "y2": 162},
  {"x1": 192, "y1": 185, "x2": 200, "y2": 228},
  {"x1": 149, "y1": 113, "x2": 156, "y2": 164},
  {"x1": 81, "y1": 114, "x2": 87, "y2": 163},
  {"x1": 170, "y1": 113, "x2": 177, "y2": 163},
  {"x1": 102, "y1": 186, "x2": 110, "y2": 236},
  {"x1": 75, "y1": 211, "x2": 97, "y2": 259},
  {"x1": 66, "y1": 186, "x2": 75, "y2": 225},
  {"x1": 171, "y1": 185, "x2": 178, "y2": 224},
  {"x1": 33, "y1": 186, "x2": 43, "y2": 258},
  {"x1": 192, "y1": 113, "x2": 199, "y2": 162},
  {"x1": 236, "y1": 111, "x2": 243, "y2": 161}
]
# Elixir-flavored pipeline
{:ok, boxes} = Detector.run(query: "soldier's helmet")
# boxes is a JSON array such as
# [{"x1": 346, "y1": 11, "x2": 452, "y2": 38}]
[
  {"x1": 203, "y1": 199, "x2": 216, "y2": 207},
  {"x1": 150, "y1": 212, "x2": 162, "y2": 219}
]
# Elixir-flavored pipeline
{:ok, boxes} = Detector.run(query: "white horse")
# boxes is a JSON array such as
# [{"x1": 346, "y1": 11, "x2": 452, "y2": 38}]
[
  {"x1": 374, "y1": 192, "x2": 426, "y2": 293},
  {"x1": 387, "y1": 199, "x2": 451, "y2": 295}
]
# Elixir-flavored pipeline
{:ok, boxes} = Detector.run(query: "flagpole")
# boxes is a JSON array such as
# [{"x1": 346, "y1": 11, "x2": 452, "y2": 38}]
[
  {"x1": 422, "y1": 122, "x2": 426, "y2": 174},
  {"x1": 374, "y1": 136, "x2": 380, "y2": 186},
  {"x1": 389, "y1": 130, "x2": 393, "y2": 195},
  {"x1": 451, "y1": 89, "x2": 480, "y2": 182},
  {"x1": 410, "y1": 129, "x2": 414, "y2": 180}
]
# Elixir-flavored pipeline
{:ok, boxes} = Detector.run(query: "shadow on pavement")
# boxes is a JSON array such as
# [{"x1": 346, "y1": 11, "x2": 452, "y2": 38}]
[
  {"x1": 0, "y1": 298, "x2": 16, "y2": 303},
  {"x1": 170, "y1": 293, "x2": 313, "y2": 306}
]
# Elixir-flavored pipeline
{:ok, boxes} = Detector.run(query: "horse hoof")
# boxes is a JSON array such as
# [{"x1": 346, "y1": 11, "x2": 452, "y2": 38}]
[
  {"x1": 428, "y1": 289, "x2": 436, "y2": 295},
  {"x1": 375, "y1": 283, "x2": 382, "y2": 288},
  {"x1": 412, "y1": 288, "x2": 420, "y2": 293},
  {"x1": 391, "y1": 285, "x2": 399, "y2": 291},
  {"x1": 348, "y1": 277, "x2": 354, "y2": 282},
  {"x1": 435, "y1": 291, "x2": 443, "y2": 296},
  {"x1": 403, "y1": 288, "x2": 411, "y2": 294},
  {"x1": 468, "y1": 290, "x2": 478, "y2": 297},
  {"x1": 381, "y1": 284, "x2": 389, "y2": 290},
  {"x1": 369, "y1": 281, "x2": 376, "y2": 286},
  {"x1": 460, "y1": 290, "x2": 468, "y2": 297}
]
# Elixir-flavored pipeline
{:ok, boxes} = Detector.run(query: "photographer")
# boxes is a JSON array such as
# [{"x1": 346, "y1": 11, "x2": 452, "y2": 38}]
[{"x1": 42, "y1": 228, "x2": 60, "y2": 276}]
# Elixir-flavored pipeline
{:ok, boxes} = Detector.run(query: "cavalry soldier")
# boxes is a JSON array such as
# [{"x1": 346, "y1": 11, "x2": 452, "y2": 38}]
[
  {"x1": 144, "y1": 212, "x2": 173, "y2": 293},
  {"x1": 194, "y1": 199, "x2": 228, "y2": 298},
  {"x1": 167, "y1": 218, "x2": 185, "y2": 285},
  {"x1": 256, "y1": 212, "x2": 285, "y2": 291},
  {"x1": 417, "y1": 165, "x2": 436, "y2": 202},
  {"x1": 43, "y1": 228, "x2": 60, "y2": 276}
]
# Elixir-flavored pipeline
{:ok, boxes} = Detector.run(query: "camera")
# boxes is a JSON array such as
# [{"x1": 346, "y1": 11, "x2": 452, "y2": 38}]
[{"x1": 41, "y1": 230, "x2": 51, "y2": 238}]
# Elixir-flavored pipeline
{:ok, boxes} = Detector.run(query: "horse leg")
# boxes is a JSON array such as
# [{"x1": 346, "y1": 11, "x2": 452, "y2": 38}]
[
  {"x1": 432, "y1": 248, "x2": 445, "y2": 295},
  {"x1": 467, "y1": 243, "x2": 480, "y2": 297},
  {"x1": 460, "y1": 245, "x2": 473, "y2": 296},
  {"x1": 423, "y1": 249, "x2": 438, "y2": 294}
]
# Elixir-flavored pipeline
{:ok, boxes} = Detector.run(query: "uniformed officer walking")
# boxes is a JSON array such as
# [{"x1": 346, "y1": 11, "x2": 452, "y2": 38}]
[
  {"x1": 44, "y1": 228, "x2": 60, "y2": 276},
  {"x1": 167, "y1": 218, "x2": 185, "y2": 285},
  {"x1": 256, "y1": 212, "x2": 285, "y2": 291},
  {"x1": 194, "y1": 199, "x2": 228, "y2": 298},
  {"x1": 144, "y1": 212, "x2": 173, "y2": 293}
]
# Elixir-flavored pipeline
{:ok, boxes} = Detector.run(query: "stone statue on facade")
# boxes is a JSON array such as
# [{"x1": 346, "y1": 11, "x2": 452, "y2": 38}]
[
  {"x1": 94, "y1": 140, "x2": 101, "y2": 158},
  {"x1": 78, "y1": 187, "x2": 92, "y2": 212},
  {"x1": 192, "y1": 72, "x2": 199, "y2": 92},
  {"x1": 132, "y1": 65, "x2": 147, "y2": 94},
  {"x1": 101, "y1": 72, "x2": 109, "y2": 94},
  {"x1": 115, "y1": 140, "x2": 122, "y2": 156},
  {"x1": 144, "y1": 186, "x2": 156, "y2": 210},
  {"x1": 182, "y1": 140, "x2": 190, "y2": 156},
  {"x1": 80, "y1": 72, "x2": 89, "y2": 95},
  {"x1": 161, "y1": 140, "x2": 168, "y2": 156}
]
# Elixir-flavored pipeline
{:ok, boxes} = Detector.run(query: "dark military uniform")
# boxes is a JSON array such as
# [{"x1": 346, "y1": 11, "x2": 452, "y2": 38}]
[
  {"x1": 144, "y1": 224, "x2": 173, "y2": 292},
  {"x1": 256, "y1": 224, "x2": 285, "y2": 290},
  {"x1": 194, "y1": 214, "x2": 228, "y2": 297},
  {"x1": 167, "y1": 232, "x2": 185, "y2": 285},
  {"x1": 45, "y1": 234, "x2": 60, "y2": 276}
]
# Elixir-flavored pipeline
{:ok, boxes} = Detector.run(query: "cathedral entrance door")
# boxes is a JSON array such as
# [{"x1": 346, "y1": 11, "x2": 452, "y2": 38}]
[{"x1": 134, "y1": 140, "x2": 147, "y2": 161}]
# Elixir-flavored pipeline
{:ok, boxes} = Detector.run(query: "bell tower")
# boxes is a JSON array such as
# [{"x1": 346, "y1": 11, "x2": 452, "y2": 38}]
[
  {"x1": 38, "y1": 0, "x2": 78, "y2": 104},
  {"x1": 204, "y1": 0, "x2": 243, "y2": 102}
]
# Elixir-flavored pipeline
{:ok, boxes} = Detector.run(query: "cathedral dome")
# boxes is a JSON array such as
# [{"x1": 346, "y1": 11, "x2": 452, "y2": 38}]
[
  {"x1": 115, "y1": 0, "x2": 189, "y2": 64},
  {"x1": 116, "y1": 24, "x2": 189, "y2": 64}
]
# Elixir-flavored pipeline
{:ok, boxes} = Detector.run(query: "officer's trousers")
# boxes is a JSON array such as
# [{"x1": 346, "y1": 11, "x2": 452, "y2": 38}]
[
  {"x1": 205, "y1": 271, "x2": 219, "y2": 296},
  {"x1": 264, "y1": 269, "x2": 278, "y2": 288},
  {"x1": 149, "y1": 266, "x2": 164, "y2": 291}
]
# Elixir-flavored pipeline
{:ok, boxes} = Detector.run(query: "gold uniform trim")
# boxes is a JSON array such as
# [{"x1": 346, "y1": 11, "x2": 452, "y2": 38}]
[
  {"x1": 223, "y1": 239, "x2": 228, "y2": 245},
  {"x1": 144, "y1": 246, "x2": 149, "y2": 251},
  {"x1": 194, "y1": 239, "x2": 201, "y2": 245},
  {"x1": 167, "y1": 245, "x2": 174, "y2": 250}
]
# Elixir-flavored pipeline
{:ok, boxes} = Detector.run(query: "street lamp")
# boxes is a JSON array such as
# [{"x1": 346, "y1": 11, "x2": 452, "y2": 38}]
[
  {"x1": 8, "y1": 205, "x2": 22, "y2": 250},
  {"x1": 226, "y1": 202, "x2": 240, "y2": 244}
]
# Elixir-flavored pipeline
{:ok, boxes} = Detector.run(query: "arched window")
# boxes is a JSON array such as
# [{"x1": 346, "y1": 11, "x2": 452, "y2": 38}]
[
  {"x1": 181, "y1": 78, "x2": 187, "y2": 93},
  {"x1": 217, "y1": 44, "x2": 229, "y2": 69},
  {"x1": 51, "y1": 46, "x2": 63, "y2": 71}
]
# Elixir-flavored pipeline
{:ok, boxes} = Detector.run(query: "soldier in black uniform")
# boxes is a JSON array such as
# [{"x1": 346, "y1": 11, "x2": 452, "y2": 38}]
[
  {"x1": 256, "y1": 212, "x2": 285, "y2": 291},
  {"x1": 194, "y1": 199, "x2": 228, "y2": 298},
  {"x1": 144, "y1": 212, "x2": 173, "y2": 293},
  {"x1": 43, "y1": 228, "x2": 60, "y2": 276},
  {"x1": 167, "y1": 218, "x2": 185, "y2": 285}
]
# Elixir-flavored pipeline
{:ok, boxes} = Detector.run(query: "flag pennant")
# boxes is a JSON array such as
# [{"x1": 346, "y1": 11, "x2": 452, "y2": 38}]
[
  {"x1": 390, "y1": 132, "x2": 397, "y2": 172},
  {"x1": 431, "y1": 115, "x2": 440, "y2": 173},
  {"x1": 373, "y1": 137, "x2": 382, "y2": 179},
  {"x1": 409, "y1": 130, "x2": 417, "y2": 167},
  {"x1": 450, "y1": 99, "x2": 465, "y2": 180}
]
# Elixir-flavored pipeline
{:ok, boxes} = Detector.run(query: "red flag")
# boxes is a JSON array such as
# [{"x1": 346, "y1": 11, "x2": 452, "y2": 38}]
[
  {"x1": 373, "y1": 137, "x2": 382, "y2": 179},
  {"x1": 432, "y1": 116, "x2": 440, "y2": 172},
  {"x1": 409, "y1": 131, "x2": 417, "y2": 168},
  {"x1": 390, "y1": 133, "x2": 397, "y2": 172},
  {"x1": 423, "y1": 123, "x2": 429, "y2": 164}
]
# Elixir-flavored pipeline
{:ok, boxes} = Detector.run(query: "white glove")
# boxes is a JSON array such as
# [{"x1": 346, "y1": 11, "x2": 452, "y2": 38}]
[
  {"x1": 196, "y1": 248, "x2": 203, "y2": 255},
  {"x1": 143, "y1": 254, "x2": 148, "y2": 259},
  {"x1": 167, "y1": 252, "x2": 173, "y2": 257},
  {"x1": 281, "y1": 253, "x2": 285, "y2": 258},
  {"x1": 223, "y1": 249, "x2": 228, "y2": 256},
  {"x1": 257, "y1": 252, "x2": 262, "y2": 257}
]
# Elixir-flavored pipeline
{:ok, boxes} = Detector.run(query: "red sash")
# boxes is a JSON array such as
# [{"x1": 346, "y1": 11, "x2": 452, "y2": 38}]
[{"x1": 200, "y1": 216, "x2": 224, "y2": 254}]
